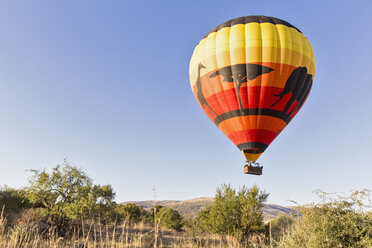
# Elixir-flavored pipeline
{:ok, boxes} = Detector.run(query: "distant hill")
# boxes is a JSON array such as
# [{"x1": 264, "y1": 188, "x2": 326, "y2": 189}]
[{"x1": 123, "y1": 197, "x2": 296, "y2": 222}]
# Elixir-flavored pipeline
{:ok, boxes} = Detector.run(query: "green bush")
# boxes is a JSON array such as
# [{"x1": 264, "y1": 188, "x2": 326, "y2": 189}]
[
  {"x1": 277, "y1": 190, "x2": 372, "y2": 248},
  {"x1": 144, "y1": 204, "x2": 164, "y2": 224},
  {"x1": 268, "y1": 215, "x2": 294, "y2": 243},
  {"x1": 139, "y1": 207, "x2": 153, "y2": 224},
  {"x1": 0, "y1": 186, "x2": 30, "y2": 222},
  {"x1": 156, "y1": 207, "x2": 183, "y2": 231},
  {"x1": 195, "y1": 184, "x2": 269, "y2": 245},
  {"x1": 114, "y1": 203, "x2": 143, "y2": 223},
  {"x1": 22, "y1": 160, "x2": 116, "y2": 230}
]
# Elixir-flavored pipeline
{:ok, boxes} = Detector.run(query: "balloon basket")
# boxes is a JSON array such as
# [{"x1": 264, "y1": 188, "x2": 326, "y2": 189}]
[{"x1": 244, "y1": 162, "x2": 263, "y2": 175}]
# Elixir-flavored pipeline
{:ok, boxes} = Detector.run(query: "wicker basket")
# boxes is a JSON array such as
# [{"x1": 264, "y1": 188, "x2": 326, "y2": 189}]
[{"x1": 244, "y1": 165, "x2": 263, "y2": 175}]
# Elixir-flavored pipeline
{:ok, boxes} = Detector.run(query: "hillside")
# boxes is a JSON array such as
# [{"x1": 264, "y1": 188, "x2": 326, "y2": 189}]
[{"x1": 124, "y1": 197, "x2": 296, "y2": 221}]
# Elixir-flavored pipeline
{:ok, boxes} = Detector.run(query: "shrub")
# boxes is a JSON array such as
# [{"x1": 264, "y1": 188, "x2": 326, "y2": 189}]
[
  {"x1": 114, "y1": 203, "x2": 142, "y2": 223},
  {"x1": 277, "y1": 190, "x2": 372, "y2": 248},
  {"x1": 139, "y1": 207, "x2": 153, "y2": 224},
  {"x1": 268, "y1": 214, "x2": 294, "y2": 243},
  {"x1": 0, "y1": 186, "x2": 30, "y2": 222},
  {"x1": 23, "y1": 160, "x2": 115, "y2": 231},
  {"x1": 143, "y1": 204, "x2": 164, "y2": 224},
  {"x1": 156, "y1": 207, "x2": 183, "y2": 231},
  {"x1": 195, "y1": 184, "x2": 269, "y2": 245}
]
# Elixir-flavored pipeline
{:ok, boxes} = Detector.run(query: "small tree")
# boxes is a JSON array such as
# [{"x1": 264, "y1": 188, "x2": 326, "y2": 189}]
[
  {"x1": 23, "y1": 160, "x2": 115, "y2": 229},
  {"x1": 114, "y1": 203, "x2": 142, "y2": 224},
  {"x1": 155, "y1": 207, "x2": 183, "y2": 231},
  {"x1": 196, "y1": 184, "x2": 269, "y2": 245},
  {"x1": 278, "y1": 190, "x2": 372, "y2": 248},
  {"x1": 139, "y1": 207, "x2": 154, "y2": 224},
  {"x1": 151, "y1": 205, "x2": 163, "y2": 216}
]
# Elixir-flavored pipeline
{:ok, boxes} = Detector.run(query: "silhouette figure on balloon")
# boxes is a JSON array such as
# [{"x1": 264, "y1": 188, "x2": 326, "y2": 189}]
[
  {"x1": 209, "y1": 63, "x2": 273, "y2": 109},
  {"x1": 196, "y1": 63, "x2": 218, "y2": 117},
  {"x1": 271, "y1": 67, "x2": 313, "y2": 116}
]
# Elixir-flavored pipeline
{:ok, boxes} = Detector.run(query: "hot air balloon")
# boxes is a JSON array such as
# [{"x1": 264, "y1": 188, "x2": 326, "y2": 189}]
[{"x1": 189, "y1": 16, "x2": 315, "y2": 175}]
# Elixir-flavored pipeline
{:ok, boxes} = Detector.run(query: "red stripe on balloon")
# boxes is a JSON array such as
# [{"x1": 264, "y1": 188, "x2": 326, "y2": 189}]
[
  {"x1": 227, "y1": 129, "x2": 278, "y2": 146},
  {"x1": 205, "y1": 86, "x2": 293, "y2": 115}
]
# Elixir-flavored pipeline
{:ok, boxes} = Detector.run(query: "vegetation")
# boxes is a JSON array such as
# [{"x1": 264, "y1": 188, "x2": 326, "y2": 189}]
[
  {"x1": 268, "y1": 214, "x2": 294, "y2": 244},
  {"x1": 155, "y1": 206, "x2": 184, "y2": 231},
  {"x1": 22, "y1": 160, "x2": 115, "y2": 232},
  {"x1": 0, "y1": 160, "x2": 371, "y2": 247},
  {"x1": 277, "y1": 190, "x2": 372, "y2": 248},
  {"x1": 0, "y1": 186, "x2": 30, "y2": 221},
  {"x1": 195, "y1": 184, "x2": 269, "y2": 246},
  {"x1": 113, "y1": 203, "x2": 153, "y2": 224}
]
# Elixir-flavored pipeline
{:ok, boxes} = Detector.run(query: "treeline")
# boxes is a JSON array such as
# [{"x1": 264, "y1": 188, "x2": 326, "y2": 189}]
[
  {"x1": 0, "y1": 161, "x2": 184, "y2": 233},
  {"x1": 1, "y1": 161, "x2": 372, "y2": 247}
]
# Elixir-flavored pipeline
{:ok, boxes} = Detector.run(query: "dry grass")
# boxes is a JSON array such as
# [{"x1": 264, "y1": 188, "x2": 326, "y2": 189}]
[{"x1": 0, "y1": 213, "x2": 271, "y2": 248}]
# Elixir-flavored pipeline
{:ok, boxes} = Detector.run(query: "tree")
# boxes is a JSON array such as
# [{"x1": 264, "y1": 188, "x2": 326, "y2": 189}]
[
  {"x1": 144, "y1": 204, "x2": 164, "y2": 224},
  {"x1": 114, "y1": 203, "x2": 142, "y2": 223},
  {"x1": 155, "y1": 207, "x2": 183, "y2": 231},
  {"x1": 195, "y1": 184, "x2": 269, "y2": 245},
  {"x1": 23, "y1": 160, "x2": 115, "y2": 227},
  {"x1": 151, "y1": 205, "x2": 163, "y2": 216},
  {"x1": 139, "y1": 207, "x2": 153, "y2": 224},
  {"x1": 278, "y1": 190, "x2": 372, "y2": 248}
]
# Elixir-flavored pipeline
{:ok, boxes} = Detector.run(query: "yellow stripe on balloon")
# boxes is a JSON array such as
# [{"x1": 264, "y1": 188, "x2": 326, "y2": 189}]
[
  {"x1": 189, "y1": 22, "x2": 315, "y2": 88},
  {"x1": 242, "y1": 151, "x2": 262, "y2": 161}
]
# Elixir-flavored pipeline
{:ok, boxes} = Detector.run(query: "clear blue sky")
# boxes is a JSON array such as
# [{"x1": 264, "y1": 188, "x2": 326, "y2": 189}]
[{"x1": 0, "y1": 1, "x2": 371, "y2": 206}]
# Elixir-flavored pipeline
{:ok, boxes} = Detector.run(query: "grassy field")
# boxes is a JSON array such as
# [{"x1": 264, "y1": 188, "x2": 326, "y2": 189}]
[
  {"x1": 1, "y1": 164, "x2": 370, "y2": 248},
  {"x1": 0, "y1": 215, "x2": 268, "y2": 248}
]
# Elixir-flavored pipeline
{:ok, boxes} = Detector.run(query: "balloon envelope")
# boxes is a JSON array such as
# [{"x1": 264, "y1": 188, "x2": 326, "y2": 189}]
[{"x1": 189, "y1": 16, "x2": 315, "y2": 162}]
